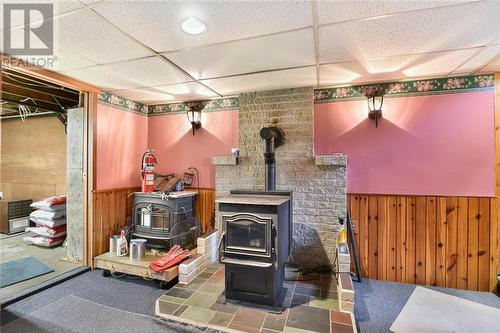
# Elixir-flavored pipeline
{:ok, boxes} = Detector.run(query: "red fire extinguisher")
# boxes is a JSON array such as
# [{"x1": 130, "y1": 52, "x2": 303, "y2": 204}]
[{"x1": 141, "y1": 150, "x2": 157, "y2": 192}]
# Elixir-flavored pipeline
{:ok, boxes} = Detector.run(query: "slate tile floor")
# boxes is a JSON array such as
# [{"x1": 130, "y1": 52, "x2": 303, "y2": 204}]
[{"x1": 156, "y1": 264, "x2": 356, "y2": 333}]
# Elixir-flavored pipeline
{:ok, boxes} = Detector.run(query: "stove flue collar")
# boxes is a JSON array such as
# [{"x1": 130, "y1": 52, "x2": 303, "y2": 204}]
[{"x1": 259, "y1": 126, "x2": 284, "y2": 148}]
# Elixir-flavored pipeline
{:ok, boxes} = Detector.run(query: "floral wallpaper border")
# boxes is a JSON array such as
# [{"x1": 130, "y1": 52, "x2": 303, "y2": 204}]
[
  {"x1": 97, "y1": 92, "x2": 239, "y2": 116},
  {"x1": 97, "y1": 92, "x2": 149, "y2": 115},
  {"x1": 314, "y1": 74, "x2": 495, "y2": 103},
  {"x1": 148, "y1": 97, "x2": 240, "y2": 115},
  {"x1": 98, "y1": 74, "x2": 494, "y2": 113}
]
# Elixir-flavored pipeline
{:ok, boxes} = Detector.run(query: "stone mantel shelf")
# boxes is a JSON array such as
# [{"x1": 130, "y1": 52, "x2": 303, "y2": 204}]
[
  {"x1": 212, "y1": 155, "x2": 239, "y2": 165},
  {"x1": 315, "y1": 155, "x2": 347, "y2": 167}
]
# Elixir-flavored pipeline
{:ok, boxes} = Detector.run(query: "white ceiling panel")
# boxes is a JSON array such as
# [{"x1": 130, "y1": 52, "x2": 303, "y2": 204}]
[
  {"x1": 98, "y1": 57, "x2": 191, "y2": 87},
  {"x1": 79, "y1": 0, "x2": 103, "y2": 4},
  {"x1": 318, "y1": 1, "x2": 500, "y2": 64},
  {"x1": 153, "y1": 82, "x2": 219, "y2": 102},
  {"x1": 320, "y1": 48, "x2": 479, "y2": 85},
  {"x1": 54, "y1": 8, "x2": 152, "y2": 64},
  {"x1": 51, "y1": 47, "x2": 98, "y2": 71},
  {"x1": 91, "y1": 1, "x2": 312, "y2": 52},
  {"x1": 401, "y1": 48, "x2": 480, "y2": 77},
  {"x1": 0, "y1": 0, "x2": 83, "y2": 31},
  {"x1": 21, "y1": 47, "x2": 97, "y2": 71},
  {"x1": 453, "y1": 45, "x2": 500, "y2": 74},
  {"x1": 0, "y1": 27, "x2": 23, "y2": 53},
  {"x1": 481, "y1": 56, "x2": 500, "y2": 72},
  {"x1": 164, "y1": 29, "x2": 315, "y2": 80},
  {"x1": 61, "y1": 56, "x2": 192, "y2": 90},
  {"x1": 0, "y1": 28, "x2": 96, "y2": 72},
  {"x1": 110, "y1": 88, "x2": 175, "y2": 104},
  {"x1": 61, "y1": 66, "x2": 139, "y2": 90},
  {"x1": 316, "y1": 0, "x2": 475, "y2": 25},
  {"x1": 201, "y1": 67, "x2": 317, "y2": 96}
]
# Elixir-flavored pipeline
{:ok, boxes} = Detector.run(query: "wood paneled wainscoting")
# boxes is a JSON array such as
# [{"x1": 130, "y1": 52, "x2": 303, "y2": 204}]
[
  {"x1": 348, "y1": 194, "x2": 500, "y2": 292},
  {"x1": 90, "y1": 187, "x2": 216, "y2": 262},
  {"x1": 91, "y1": 187, "x2": 139, "y2": 262},
  {"x1": 185, "y1": 188, "x2": 216, "y2": 234}
]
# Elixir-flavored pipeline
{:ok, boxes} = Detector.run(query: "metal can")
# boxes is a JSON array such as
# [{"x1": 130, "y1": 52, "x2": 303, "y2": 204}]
[
  {"x1": 130, "y1": 239, "x2": 146, "y2": 261},
  {"x1": 109, "y1": 235, "x2": 120, "y2": 255}
]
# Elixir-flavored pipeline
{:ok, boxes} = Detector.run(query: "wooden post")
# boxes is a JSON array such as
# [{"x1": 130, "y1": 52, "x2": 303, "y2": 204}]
[{"x1": 493, "y1": 73, "x2": 500, "y2": 292}]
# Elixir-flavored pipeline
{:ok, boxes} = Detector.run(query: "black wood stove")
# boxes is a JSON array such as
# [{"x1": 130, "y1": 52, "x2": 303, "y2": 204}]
[
  {"x1": 216, "y1": 126, "x2": 293, "y2": 306},
  {"x1": 131, "y1": 191, "x2": 198, "y2": 250}
]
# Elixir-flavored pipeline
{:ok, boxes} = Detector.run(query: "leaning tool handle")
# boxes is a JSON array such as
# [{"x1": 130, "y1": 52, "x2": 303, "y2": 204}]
[{"x1": 218, "y1": 231, "x2": 226, "y2": 264}]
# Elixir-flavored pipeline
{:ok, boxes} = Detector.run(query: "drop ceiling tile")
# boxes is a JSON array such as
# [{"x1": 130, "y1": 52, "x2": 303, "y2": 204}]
[
  {"x1": 320, "y1": 48, "x2": 479, "y2": 86},
  {"x1": 51, "y1": 47, "x2": 98, "y2": 71},
  {"x1": 164, "y1": 28, "x2": 315, "y2": 79},
  {"x1": 91, "y1": 1, "x2": 312, "y2": 52},
  {"x1": 54, "y1": 8, "x2": 152, "y2": 64},
  {"x1": 453, "y1": 45, "x2": 500, "y2": 74},
  {"x1": 316, "y1": 0, "x2": 474, "y2": 25},
  {"x1": 99, "y1": 57, "x2": 192, "y2": 86},
  {"x1": 61, "y1": 56, "x2": 192, "y2": 90},
  {"x1": 401, "y1": 48, "x2": 481, "y2": 77},
  {"x1": 0, "y1": 27, "x2": 23, "y2": 53},
  {"x1": 109, "y1": 88, "x2": 174, "y2": 104},
  {"x1": 10, "y1": 47, "x2": 97, "y2": 71},
  {"x1": 318, "y1": 1, "x2": 500, "y2": 63},
  {"x1": 153, "y1": 82, "x2": 219, "y2": 102},
  {"x1": 201, "y1": 66, "x2": 317, "y2": 96},
  {"x1": 0, "y1": 0, "x2": 83, "y2": 31},
  {"x1": 61, "y1": 66, "x2": 137, "y2": 90},
  {"x1": 481, "y1": 56, "x2": 500, "y2": 72},
  {"x1": 79, "y1": 0, "x2": 104, "y2": 4}
]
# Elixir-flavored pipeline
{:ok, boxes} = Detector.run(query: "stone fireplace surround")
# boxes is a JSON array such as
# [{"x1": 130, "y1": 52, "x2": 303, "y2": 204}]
[{"x1": 213, "y1": 87, "x2": 347, "y2": 268}]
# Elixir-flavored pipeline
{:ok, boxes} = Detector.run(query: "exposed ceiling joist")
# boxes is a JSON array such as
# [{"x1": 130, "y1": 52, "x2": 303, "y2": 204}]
[
  {"x1": 1, "y1": 68, "x2": 81, "y2": 121},
  {"x1": 1, "y1": 95, "x2": 64, "y2": 113}
]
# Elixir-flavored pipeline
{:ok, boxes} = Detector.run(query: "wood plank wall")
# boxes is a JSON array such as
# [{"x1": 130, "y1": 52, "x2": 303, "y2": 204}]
[
  {"x1": 91, "y1": 187, "x2": 216, "y2": 261},
  {"x1": 348, "y1": 194, "x2": 499, "y2": 292},
  {"x1": 90, "y1": 187, "x2": 138, "y2": 261},
  {"x1": 186, "y1": 188, "x2": 216, "y2": 233}
]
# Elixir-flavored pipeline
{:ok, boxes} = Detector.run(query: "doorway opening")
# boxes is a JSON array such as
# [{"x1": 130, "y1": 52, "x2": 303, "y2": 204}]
[{"x1": 0, "y1": 67, "x2": 88, "y2": 301}]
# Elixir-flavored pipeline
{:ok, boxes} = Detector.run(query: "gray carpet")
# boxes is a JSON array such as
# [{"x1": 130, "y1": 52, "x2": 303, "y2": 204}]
[
  {"x1": 3, "y1": 270, "x2": 499, "y2": 333},
  {"x1": 354, "y1": 279, "x2": 500, "y2": 333},
  {"x1": 0, "y1": 269, "x2": 199, "y2": 332},
  {"x1": 2, "y1": 295, "x2": 175, "y2": 333}
]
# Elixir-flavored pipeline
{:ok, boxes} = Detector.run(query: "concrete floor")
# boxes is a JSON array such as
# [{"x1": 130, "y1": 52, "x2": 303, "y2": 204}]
[{"x1": 0, "y1": 231, "x2": 81, "y2": 300}]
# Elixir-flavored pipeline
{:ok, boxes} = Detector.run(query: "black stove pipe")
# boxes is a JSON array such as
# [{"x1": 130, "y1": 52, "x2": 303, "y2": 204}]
[{"x1": 259, "y1": 126, "x2": 284, "y2": 191}]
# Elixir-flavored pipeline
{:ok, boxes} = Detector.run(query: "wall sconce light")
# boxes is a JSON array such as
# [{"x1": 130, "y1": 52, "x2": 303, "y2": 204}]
[
  {"x1": 366, "y1": 93, "x2": 384, "y2": 128},
  {"x1": 186, "y1": 105, "x2": 202, "y2": 136}
]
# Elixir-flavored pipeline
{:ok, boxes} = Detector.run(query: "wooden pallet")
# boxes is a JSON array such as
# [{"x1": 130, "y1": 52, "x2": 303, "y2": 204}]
[{"x1": 94, "y1": 252, "x2": 179, "y2": 283}]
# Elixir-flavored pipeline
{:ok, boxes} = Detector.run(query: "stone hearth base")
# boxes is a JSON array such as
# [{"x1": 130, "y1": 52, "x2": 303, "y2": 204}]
[{"x1": 155, "y1": 264, "x2": 357, "y2": 333}]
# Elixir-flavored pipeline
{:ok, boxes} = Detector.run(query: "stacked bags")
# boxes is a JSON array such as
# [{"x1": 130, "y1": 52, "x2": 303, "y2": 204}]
[{"x1": 24, "y1": 195, "x2": 67, "y2": 247}]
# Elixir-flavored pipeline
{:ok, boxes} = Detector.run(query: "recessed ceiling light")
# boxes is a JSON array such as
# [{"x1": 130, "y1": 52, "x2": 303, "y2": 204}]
[{"x1": 181, "y1": 17, "x2": 206, "y2": 35}]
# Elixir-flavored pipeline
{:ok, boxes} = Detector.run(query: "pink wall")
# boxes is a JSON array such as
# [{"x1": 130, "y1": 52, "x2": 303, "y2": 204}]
[
  {"x1": 147, "y1": 110, "x2": 239, "y2": 188},
  {"x1": 96, "y1": 104, "x2": 148, "y2": 190},
  {"x1": 314, "y1": 92, "x2": 495, "y2": 196}
]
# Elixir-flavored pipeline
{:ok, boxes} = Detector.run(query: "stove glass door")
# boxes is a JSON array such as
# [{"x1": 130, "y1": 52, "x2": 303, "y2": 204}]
[
  {"x1": 224, "y1": 213, "x2": 272, "y2": 257},
  {"x1": 136, "y1": 204, "x2": 171, "y2": 232}
]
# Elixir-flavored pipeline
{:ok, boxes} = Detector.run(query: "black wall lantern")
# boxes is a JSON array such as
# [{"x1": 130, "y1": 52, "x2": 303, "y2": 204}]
[
  {"x1": 186, "y1": 102, "x2": 203, "y2": 135},
  {"x1": 366, "y1": 92, "x2": 384, "y2": 128}
]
